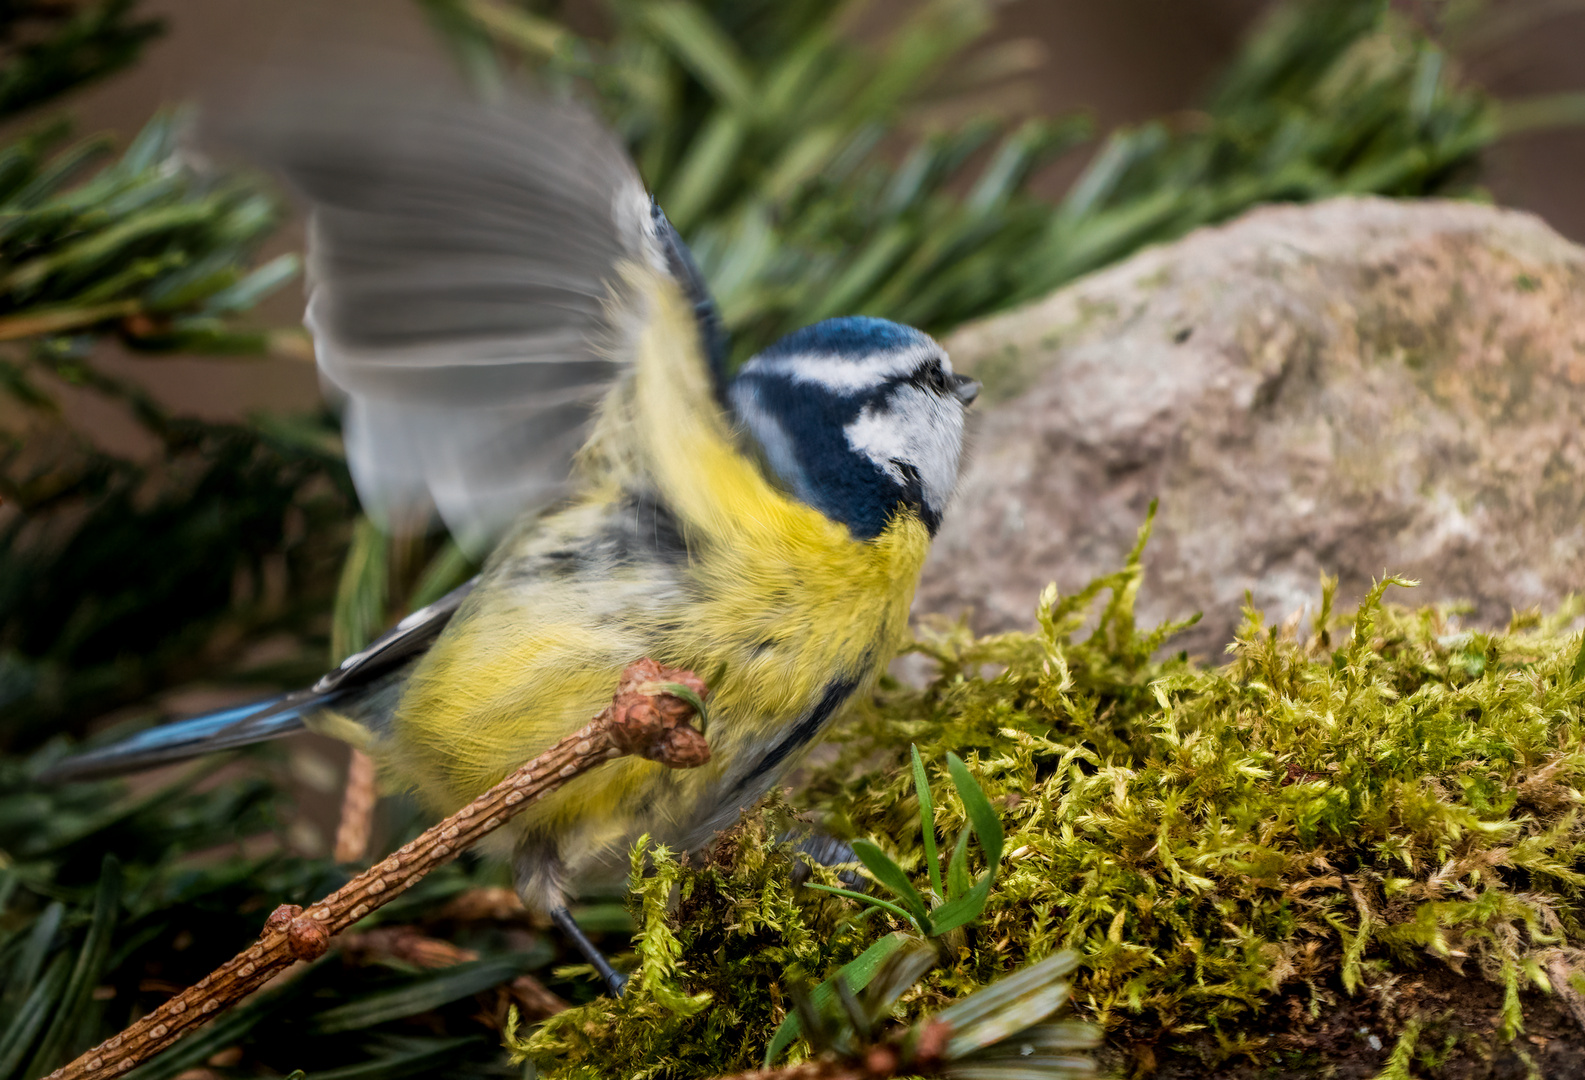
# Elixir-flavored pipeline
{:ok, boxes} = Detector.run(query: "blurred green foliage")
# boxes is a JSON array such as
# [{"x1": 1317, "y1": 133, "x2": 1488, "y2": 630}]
[
  {"x1": 0, "y1": 0, "x2": 161, "y2": 118},
  {"x1": 445, "y1": 0, "x2": 1499, "y2": 359},
  {"x1": 0, "y1": 109, "x2": 345, "y2": 746},
  {"x1": 4, "y1": 1, "x2": 1585, "y2": 1079},
  {"x1": 0, "y1": 110, "x2": 300, "y2": 352},
  {"x1": 1009, "y1": 0, "x2": 1495, "y2": 301}
]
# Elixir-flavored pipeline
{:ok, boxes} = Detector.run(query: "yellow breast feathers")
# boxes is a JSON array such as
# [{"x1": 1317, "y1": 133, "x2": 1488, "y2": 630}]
[{"x1": 384, "y1": 269, "x2": 930, "y2": 863}]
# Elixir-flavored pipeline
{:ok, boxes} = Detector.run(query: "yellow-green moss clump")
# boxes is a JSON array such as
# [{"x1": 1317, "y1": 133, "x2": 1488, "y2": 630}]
[{"x1": 521, "y1": 518, "x2": 1585, "y2": 1077}]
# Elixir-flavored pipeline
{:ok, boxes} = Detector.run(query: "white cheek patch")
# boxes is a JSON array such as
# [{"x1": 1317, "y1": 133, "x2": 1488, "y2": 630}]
[{"x1": 844, "y1": 384, "x2": 964, "y2": 516}]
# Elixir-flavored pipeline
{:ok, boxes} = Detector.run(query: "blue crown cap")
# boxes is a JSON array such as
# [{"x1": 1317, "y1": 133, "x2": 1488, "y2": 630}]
[{"x1": 756, "y1": 316, "x2": 931, "y2": 361}]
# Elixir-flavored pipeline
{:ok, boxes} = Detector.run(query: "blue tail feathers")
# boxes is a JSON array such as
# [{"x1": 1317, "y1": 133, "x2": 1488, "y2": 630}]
[
  {"x1": 40, "y1": 693, "x2": 323, "y2": 782},
  {"x1": 38, "y1": 576, "x2": 470, "y2": 785}
]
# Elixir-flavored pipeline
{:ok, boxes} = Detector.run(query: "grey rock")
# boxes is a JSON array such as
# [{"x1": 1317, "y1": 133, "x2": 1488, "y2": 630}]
[{"x1": 921, "y1": 196, "x2": 1585, "y2": 656}]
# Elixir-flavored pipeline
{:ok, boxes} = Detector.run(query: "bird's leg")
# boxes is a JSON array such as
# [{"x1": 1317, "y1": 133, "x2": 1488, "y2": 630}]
[
  {"x1": 550, "y1": 905, "x2": 628, "y2": 997},
  {"x1": 517, "y1": 842, "x2": 628, "y2": 997}
]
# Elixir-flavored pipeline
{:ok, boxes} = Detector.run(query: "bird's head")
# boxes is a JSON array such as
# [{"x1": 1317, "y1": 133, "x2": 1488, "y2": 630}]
[{"x1": 728, "y1": 317, "x2": 979, "y2": 540}]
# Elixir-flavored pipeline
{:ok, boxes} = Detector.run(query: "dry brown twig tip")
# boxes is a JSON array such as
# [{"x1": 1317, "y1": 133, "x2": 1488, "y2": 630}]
[
  {"x1": 51, "y1": 660, "x2": 708, "y2": 1080},
  {"x1": 334, "y1": 747, "x2": 378, "y2": 862},
  {"x1": 705, "y1": 1017, "x2": 959, "y2": 1080},
  {"x1": 606, "y1": 657, "x2": 712, "y2": 764}
]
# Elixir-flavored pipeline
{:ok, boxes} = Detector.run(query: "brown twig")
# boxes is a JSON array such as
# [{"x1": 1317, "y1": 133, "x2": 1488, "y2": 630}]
[
  {"x1": 51, "y1": 659, "x2": 709, "y2": 1080},
  {"x1": 0, "y1": 300, "x2": 138, "y2": 341},
  {"x1": 333, "y1": 747, "x2": 377, "y2": 863},
  {"x1": 709, "y1": 1066, "x2": 852, "y2": 1080},
  {"x1": 502, "y1": 972, "x2": 570, "y2": 1021}
]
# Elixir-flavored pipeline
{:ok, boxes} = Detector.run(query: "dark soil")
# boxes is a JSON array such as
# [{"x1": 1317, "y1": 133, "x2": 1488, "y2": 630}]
[{"x1": 1099, "y1": 966, "x2": 1585, "y2": 1078}]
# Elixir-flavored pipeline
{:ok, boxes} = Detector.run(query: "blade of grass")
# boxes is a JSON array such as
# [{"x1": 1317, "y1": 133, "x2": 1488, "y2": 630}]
[
  {"x1": 332, "y1": 515, "x2": 390, "y2": 663},
  {"x1": 307, "y1": 1039, "x2": 485, "y2": 1080},
  {"x1": 967, "y1": 1021, "x2": 1103, "y2": 1057},
  {"x1": 0, "y1": 953, "x2": 69, "y2": 1080},
  {"x1": 928, "y1": 868, "x2": 994, "y2": 936},
  {"x1": 1, "y1": 901, "x2": 61, "y2": 1012},
  {"x1": 803, "y1": 883, "x2": 923, "y2": 933},
  {"x1": 640, "y1": 0, "x2": 755, "y2": 110},
  {"x1": 406, "y1": 539, "x2": 476, "y2": 612},
  {"x1": 763, "y1": 932, "x2": 909, "y2": 1066},
  {"x1": 934, "y1": 951, "x2": 1081, "y2": 1057},
  {"x1": 309, "y1": 953, "x2": 546, "y2": 1034},
  {"x1": 659, "y1": 106, "x2": 748, "y2": 231},
  {"x1": 911, "y1": 745, "x2": 944, "y2": 899},
  {"x1": 947, "y1": 753, "x2": 1004, "y2": 868},
  {"x1": 946, "y1": 825, "x2": 972, "y2": 900},
  {"x1": 849, "y1": 838, "x2": 931, "y2": 929},
  {"x1": 24, "y1": 857, "x2": 120, "y2": 1079}
]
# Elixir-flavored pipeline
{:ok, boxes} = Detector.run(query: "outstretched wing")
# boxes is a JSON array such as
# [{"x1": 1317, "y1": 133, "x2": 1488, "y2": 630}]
[
  {"x1": 241, "y1": 82, "x2": 727, "y2": 555},
  {"x1": 44, "y1": 88, "x2": 737, "y2": 783}
]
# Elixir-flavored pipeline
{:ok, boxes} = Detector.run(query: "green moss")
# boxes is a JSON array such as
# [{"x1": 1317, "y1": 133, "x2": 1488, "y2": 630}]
[
  {"x1": 519, "y1": 513, "x2": 1585, "y2": 1075},
  {"x1": 513, "y1": 806, "x2": 874, "y2": 1077}
]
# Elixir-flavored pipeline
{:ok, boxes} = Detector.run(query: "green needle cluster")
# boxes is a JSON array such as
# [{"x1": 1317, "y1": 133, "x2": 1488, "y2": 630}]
[{"x1": 439, "y1": 0, "x2": 1510, "y2": 359}]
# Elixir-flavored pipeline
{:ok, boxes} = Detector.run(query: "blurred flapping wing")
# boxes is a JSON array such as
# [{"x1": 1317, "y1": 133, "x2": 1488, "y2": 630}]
[{"x1": 241, "y1": 83, "x2": 719, "y2": 555}]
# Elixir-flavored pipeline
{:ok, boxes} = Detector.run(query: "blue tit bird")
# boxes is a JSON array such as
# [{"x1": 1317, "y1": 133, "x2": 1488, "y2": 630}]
[{"x1": 48, "y1": 83, "x2": 979, "y2": 992}]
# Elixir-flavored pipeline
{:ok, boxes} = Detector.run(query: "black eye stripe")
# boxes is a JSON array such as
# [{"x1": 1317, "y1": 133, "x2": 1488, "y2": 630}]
[{"x1": 892, "y1": 361, "x2": 950, "y2": 395}]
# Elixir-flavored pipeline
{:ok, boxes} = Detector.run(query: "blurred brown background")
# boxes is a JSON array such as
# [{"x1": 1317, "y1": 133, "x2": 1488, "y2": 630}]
[{"x1": 20, "y1": 0, "x2": 1585, "y2": 438}]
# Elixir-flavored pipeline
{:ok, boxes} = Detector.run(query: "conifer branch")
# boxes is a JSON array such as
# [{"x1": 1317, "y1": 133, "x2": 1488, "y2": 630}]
[{"x1": 47, "y1": 659, "x2": 710, "y2": 1080}]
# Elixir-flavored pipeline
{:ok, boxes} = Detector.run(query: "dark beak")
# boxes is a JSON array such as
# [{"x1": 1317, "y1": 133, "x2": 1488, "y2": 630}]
[{"x1": 950, "y1": 373, "x2": 980, "y2": 406}]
